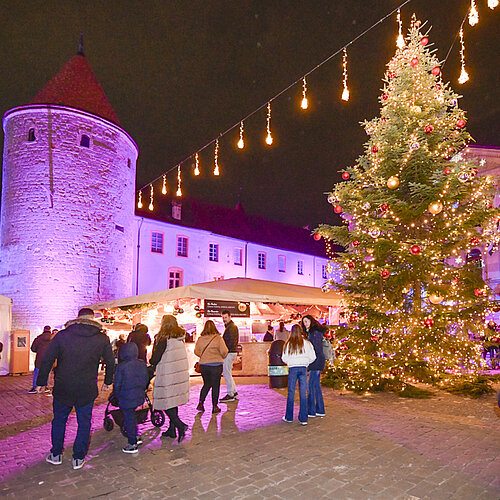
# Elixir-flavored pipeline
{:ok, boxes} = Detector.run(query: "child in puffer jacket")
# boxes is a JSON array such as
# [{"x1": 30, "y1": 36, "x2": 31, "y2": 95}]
[{"x1": 113, "y1": 342, "x2": 149, "y2": 454}]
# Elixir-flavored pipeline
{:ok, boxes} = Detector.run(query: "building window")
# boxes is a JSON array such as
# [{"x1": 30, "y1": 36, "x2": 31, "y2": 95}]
[
  {"x1": 209, "y1": 243, "x2": 219, "y2": 262},
  {"x1": 258, "y1": 252, "x2": 266, "y2": 270},
  {"x1": 168, "y1": 268, "x2": 183, "y2": 289},
  {"x1": 28, "y1": 128, "x2": 36, "y2": 142},
  {"x1": 172, "y1": 201, "x2": 182, "y2": 220},
  {"x1": 322, "y1": 264, "x2": 328, "y2": 279},
  {"x1": 298, "y1": 260, "x2": 304, "y2": 275},
  {"x1": 234, "y1": 247, "x2": 243, "y2": 266},
  {"x1": 177, "y1": 236, "x2": 188, "y2": 257},
  {"x1": 80, "y1": 134, "x2": 90, "y2": 147},
  {"x1": 127, "y1": 158, "x2": 131, "y2": 168},
  {"x1": 278, "y1": 255, "x2": 286, "y2": 273},
  {"x1": 151, "y1": 231, "x2": 164, "y2": 254}
]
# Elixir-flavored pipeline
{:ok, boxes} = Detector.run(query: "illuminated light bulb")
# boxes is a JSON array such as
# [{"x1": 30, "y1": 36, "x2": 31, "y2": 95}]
[
  {"x1": 469, "y1": 0, "x2": 479, "y2": 25},
  {"x1": 176, "y1": 165, "x2": 182, "y2": 196},
  {"x1": 148, "y1": 185, "x2": 154, "y2": 211},
  {"x1": 488, "y1": 0, "x2": 498, "y2": 8},
  {"x1": 194, "y1": 152, "x2": 200, "y2": 176},
  {"x1": 341, "y1": 48, "x2": 349, "y2": 101},
  {"x1": 265, "y1": 102, "x2": 273, "y2": 145},
  {"x1": 137, "y1": 190, "x2": 143, "y2": 209},
  {"x1": 237, "y1": 122, "x2": 245, "y2": 149},
  {"x1": 214, "y1": 139, "x2": 220, "y2": 175},
  {"x1": 301, "y1": 77, "x2": 308, "y2": 109},
  {"x1": 396, "y1": 8, "x2": 405, "y2": 48},
  {"x1": 458, "y1": 29, "x2": 469, "y2": 84},
  {"x1": 161, "y1": 175, "x2": 167, "y2": 195}
]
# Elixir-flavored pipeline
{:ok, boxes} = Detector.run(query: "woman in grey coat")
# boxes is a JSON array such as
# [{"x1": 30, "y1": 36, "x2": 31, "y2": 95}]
[{"x1": 150, "y1": 315, "x2": 190, "y2": 442}]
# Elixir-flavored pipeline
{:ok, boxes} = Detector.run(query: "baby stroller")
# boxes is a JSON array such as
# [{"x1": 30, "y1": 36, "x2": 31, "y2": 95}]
[{"x1": 103, "y1": 391, "x2": 165, "y2": 436}]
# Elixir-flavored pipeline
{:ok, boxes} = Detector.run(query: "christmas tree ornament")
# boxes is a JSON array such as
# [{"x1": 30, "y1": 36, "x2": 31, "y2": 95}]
[
  {"x1": 365, "y1": 255, "x2": 375, "y2": 262},
  {"x1": 387, "y1": 176, "x2": 400, "y2": 189},
  {"x1": 370, "y1": 228, "x2": 381, "y2": 238},
  {"x1": 313, "y1": 233, "x2": 322, "y2": 241},
  {"x1": 371, "y1": 145, "x2": 379, "y2": 153},
  {"x1": 352, "y1": 240, "x2": 360, "y2": 247},
  {"x1": 334, "y1": 205, "x2": 343, "y2": 214},
  {"x1": 428, "y1": 293, "x2": 443, "y2": 304},
  {"x1": 411, "y1": 105, "x2": 422, "y2": 113},
  {"x1": 470, "y1": 237, "x2": 480, "y2": 245},
  {"x1": 370, "y1": 335, "x2": 379, "y2": 341},
  {"x1": 424, "y1": 125, "x2": 434, "y2": 133},
  {"x1": 410, "y1": 57, "x2": 419, "y2": 67},
  {"x1": 420, "y1": 36, "x2": 429, "y2": 46},
  {"x1": 431, "y1": 66, "x2": 441, "y2": 76},
  {"x1": 470, "y1": 167, "x2": 478, "y2": 177},
  {"x1": 474, "y1": 288, "x2": 484, "y2": 296},
  {"x1": 381, "y1": 203, "x2": 389, "y2": 211},
  {"x1": 428, "y1": 201, "x2": 443, "y2": 215},
  {"x1": 449, "y1": 98, "x2": 458, "y2": 107},
  {"x1": 410, "y1": 245, "x2": 421, "y2": 255},
  {"x1": 362, "y1": 202, "x2": 371, "y2": 210},
  {"x1": 382, "y1": 93, "x2": 389, "y2": 101},
  {"x1": 342, "y1": 172, "x2": 351, "y2": 180},
  {"x1": 423, "y1": 317, "x2": 434, "y2": 328},
  {"x1": 435, "y1": 84, "x2": 441, "y2": 90},
  {"x1": 411, "y1": 142, "x2": 420, "y2": 150},
  {"x1": 381, "y1": 269, "x2": 390, "y2": 278},
  {"x1": 365, "y1": 124, "x2": 375, "y2": 135},
  {"x1": 389, "y1": 71, "x2": 396, "y2": 79},
  {"x1": 366, "y1": 248, "x2": 374, "y2": 254},
  {"x1": 380, "y1": 118, "x2": 387, "y2": 123},
  {"x1": 347, "y1": 261, "x2": 355, "y2": 269},
  {"x1": 456, "y1": 119, "x2": 466, "y2": 128},
  {"x1": 327, "y1": 194, "x2": 336, "y2": 204},
  {"x1": 458, "y1": 171, "x2": 469, "y2": 183},
  {"x1": 444, "y1": 167, "x2": 452, "y2": 175}
]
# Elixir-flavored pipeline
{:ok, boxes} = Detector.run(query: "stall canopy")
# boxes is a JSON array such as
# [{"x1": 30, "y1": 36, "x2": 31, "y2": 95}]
[{"x1": 87, "y1": 277, "x2": 342, "y2": 310}]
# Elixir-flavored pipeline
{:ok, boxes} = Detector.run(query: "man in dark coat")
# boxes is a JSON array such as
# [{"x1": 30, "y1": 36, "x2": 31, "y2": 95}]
[
  {"x1": 113, "y1": 342, "x2": 149, "y2": 453},
  {"x1": 126, "y1": 323, "x2": 151, "y2": 362},
  {"x1": 29, "y1": 325, "x2": 52, "y2": 393},
  {"x1": 220, "y1": 310, "x2": 239, "y2": 402},
  {"x1": 36, "y1": 308, "x2": 114, "y2": 470}
]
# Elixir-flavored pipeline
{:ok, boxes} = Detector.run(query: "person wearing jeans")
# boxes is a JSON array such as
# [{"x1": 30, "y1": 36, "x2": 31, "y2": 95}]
[
  {"x1": 220, "y1": 311, "x2": 239, "y2": 402},
  {"x1": 29, "y1": 326, "x2": 52, "y2": 393},
  {"x1": 281, "y1": 324, "x2": 316, "y2": 425}
]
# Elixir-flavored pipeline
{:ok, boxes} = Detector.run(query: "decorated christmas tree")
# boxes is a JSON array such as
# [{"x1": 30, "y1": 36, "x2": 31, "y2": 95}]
[{"x1": 319, "y1": 19, "x2": 500, "y2": 395}]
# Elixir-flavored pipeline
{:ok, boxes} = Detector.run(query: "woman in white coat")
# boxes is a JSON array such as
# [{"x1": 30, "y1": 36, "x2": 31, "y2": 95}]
[{"x1": 150, "y1": 315, "x2": 190, "y2": 442}]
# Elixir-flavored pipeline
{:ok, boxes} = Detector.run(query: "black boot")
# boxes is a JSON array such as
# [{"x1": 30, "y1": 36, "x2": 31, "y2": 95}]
[
  {"x1": 162, "y1": 425, "x2": 176, "y2": 438},
  {"x1": 177, "y1": 421, "x2": 188, "y2": 443}
]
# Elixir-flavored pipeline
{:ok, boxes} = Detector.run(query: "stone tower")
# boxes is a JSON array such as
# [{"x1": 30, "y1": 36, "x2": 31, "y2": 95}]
[{"x1": 0, "y1": 44, "x2": 138, "y2": 332}]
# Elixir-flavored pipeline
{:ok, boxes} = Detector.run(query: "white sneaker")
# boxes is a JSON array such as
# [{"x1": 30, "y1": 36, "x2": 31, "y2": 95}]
[
  {"x1": 72, "y1": 458, "x2": 85, "y2": 470},
  {"x1": 300, "y1": 421, "x2": 308, "y2": 425},
  {"x1": 282, "y1": 416, "x2": 292, "y2": 423},
  {"x1": 316, "y1": 413, "x2": 326, "y2": 417},
  {"x1": 46, "y1": 453, "x2": 62, "y2": 465}
]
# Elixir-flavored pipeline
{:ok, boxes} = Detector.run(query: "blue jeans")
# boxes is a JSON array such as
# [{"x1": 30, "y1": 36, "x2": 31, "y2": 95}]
[
  {"x1": 285, "y1": 366, "x2": 308, "y2": 423},
  {"x1": 32, "y1": 367, "x2": 39, "y2": 388},
  {"x1": 121, "y1": 407, "x2": 137, "y2": 445},
  {"x1": 307, "y1": 370, "x2": 325, "y2": 416},
  {"x1": 223, "y1": 352, "x2": 237, "y2": 396},
  {"x1": 51, "y1": 398, "x2": 94, "y2": 459}
]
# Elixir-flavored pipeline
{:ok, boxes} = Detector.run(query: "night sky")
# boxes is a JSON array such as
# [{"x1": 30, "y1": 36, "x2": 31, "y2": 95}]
[{"x1": 0, "y1": 1, "x2": 498, "y2": 229}]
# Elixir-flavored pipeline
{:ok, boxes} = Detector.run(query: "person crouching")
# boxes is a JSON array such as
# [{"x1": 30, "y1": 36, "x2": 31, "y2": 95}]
[{"x1": 113, "y1": 342, "x2": 149, "y2": 454}]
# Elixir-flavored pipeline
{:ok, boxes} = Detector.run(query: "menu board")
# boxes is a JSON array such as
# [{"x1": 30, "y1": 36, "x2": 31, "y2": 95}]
[{"x1": 204, "y1": 300, "x2": 251, "y2": 317}]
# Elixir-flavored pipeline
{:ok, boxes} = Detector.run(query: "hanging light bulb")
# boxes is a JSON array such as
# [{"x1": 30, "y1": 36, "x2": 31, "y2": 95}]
[
  {"x1": 214, "y1": 139, "x2": 220, "y2": 175},
  {"x1": 162, "y1": 174, "x2": 167, "y2": 195},
  {"x1": 341, "y1": 48, "x2": 350, "y2": 101},
  {"x1": 176, "y1": 165, "x2": 182, "y2": 196},
  {"x1": 468, "y1": 0, "x2": 479, "y2": 25},
  {"x1": 488, "y1": 0, "x2": 498, "y2": 8},
  {"x1": 396, "y1": 8, "x2": 405, "y2": 48},
  {"x1": 148, "y1": 185, "x2": 154, "y2": 211},
  {"x1": 301, "y1": 77, "x2": 308, "y2": 109},
  {"x1": 237, "y1": 121, "x2": 245, "y2": 149},
  {"x1": 194, "y1": 152, "x2": 200, "y2": 176},
  {"x1": 265, "y1": 102, "x2": 273, "y2": 145},
  {"x1": 137, "y1": 190, "x2": 143, "y2": 209},
  {"x1": 458, "y1": 28, "x2": 469, "y2": 84}
]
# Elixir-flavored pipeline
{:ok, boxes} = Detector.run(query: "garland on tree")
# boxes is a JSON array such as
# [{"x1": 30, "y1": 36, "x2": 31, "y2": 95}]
[{"x1": 318, "y1": 19, "x2": 500, "y2": 395}]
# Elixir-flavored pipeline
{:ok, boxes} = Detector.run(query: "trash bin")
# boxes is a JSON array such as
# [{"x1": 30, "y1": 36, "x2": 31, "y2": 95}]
[{"x1": 268, "y1": 339, "x2": 288, "y2": 389}]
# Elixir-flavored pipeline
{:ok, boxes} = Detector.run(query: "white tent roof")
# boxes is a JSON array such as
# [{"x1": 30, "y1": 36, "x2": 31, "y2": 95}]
[
  {"x1": 0, "y1": 294, "x2": 12, "y2": 305},
  {"x1": 87, "y1": 278, "x2": 342, "y2": 310}
]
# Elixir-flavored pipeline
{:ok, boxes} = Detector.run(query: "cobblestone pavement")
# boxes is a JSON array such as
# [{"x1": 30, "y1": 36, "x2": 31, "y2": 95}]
[{"x1": 0, "y1": 374, "x2": 499, "y2": 499}]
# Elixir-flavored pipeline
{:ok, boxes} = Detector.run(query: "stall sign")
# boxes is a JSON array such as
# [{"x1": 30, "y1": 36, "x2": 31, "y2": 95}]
[{"x1": 204, "y1": 300, "x2": 250, "y2": 317}]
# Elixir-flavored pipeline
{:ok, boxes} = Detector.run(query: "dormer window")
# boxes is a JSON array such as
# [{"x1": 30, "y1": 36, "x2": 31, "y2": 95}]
[
  {"x1": 27, "y1": 128, "x2": 36, "y2": 142},
  {"x1": 172, "y1": 201, "x2": 182, "y2": 220},
  {"x1": 80, "y1": 134, "x2": 90, "y2": 147}
]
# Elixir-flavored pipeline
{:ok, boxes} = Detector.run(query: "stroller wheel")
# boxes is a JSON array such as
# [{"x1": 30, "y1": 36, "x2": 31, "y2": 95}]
[
  {"x1": 104, "y1": 416, "x2": 114, "y2": 432},
  {"x1": 151, "y1": 410, "x2": 165, "y2": 427}
]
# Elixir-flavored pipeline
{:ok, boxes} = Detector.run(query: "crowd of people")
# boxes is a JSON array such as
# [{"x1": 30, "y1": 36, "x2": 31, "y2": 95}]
[{"x1": 31, "y1": 307, "x2": 329, "y2": 469}]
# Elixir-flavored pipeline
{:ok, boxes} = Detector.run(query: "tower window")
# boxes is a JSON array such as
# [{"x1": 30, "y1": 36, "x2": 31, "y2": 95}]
[
  {"x1": 80, "y1": 134, "x2": 90, "y2": 147},
  {"x1": 27, "y1": 128, "x2": 36, "y2": 142}
]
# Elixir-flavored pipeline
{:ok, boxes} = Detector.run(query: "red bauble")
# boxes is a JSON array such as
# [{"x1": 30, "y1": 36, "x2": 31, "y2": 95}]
[
  {"x1": 342, "y1": 172, "x2": 351, "y2": 180},
  {"x1": 471, "y1": 167, "x2": 478, "y2": 177},
  {"x1": 352, "y1": 240, "x2": 360, "y2": 247},
  {"x1": 381, "y1": 203, "x2": 389, "y2": 212},
  {"x1": 424, "y1": 125, "x2": 434, "y2": 134},
  {"x1": 420, "y1": 37, "x2": 429, "y2": 46},
  {"x1": 410, "y1": 57, "x2": 419, "y2": 67},
  {"x1": 372, "y1": 145, "x2": 379, "y2": 153},
  {"x1": 380, "y1": 118, "x2": 387, "y2": 123},
  {"x1": 492, "y1": 337, "x2": 500, "y2": 343},
  {"x1": 456, "y1": 119, "x2": 466, "y2": 129},
  {"x1": 382, "y1": 93, "x2": 389, "y2": 101},
  {"x1": 389, "y1": 71, "x2": 396, "y2": 79},
  {"x1": 487, "y1": 202, "x2": 493, "y2": 208},
  {"x1": 334, "y1": 205, "x2": 343, "y2": 214},
  {"x1": 474, "y1": 288, "x2": 484, "y2": 297},
  {"x1": 470, "y1": 237, "x2": 480, "y2": 245},
  {"x1": 444, "y1": 167, "x2": 451, "y2": 175},
  {"x1": 435, "y1": 84, "x2": 441, "y2": 90},
  {"x1": 423, "y1": 317, "x2": 434, "y2": 328},
  {"x1": 370, "y1": 336, "x2": 379, "y2": 342},
  {"x1": 431, "y1": 66, "x2": 441, "y2": 76},
  {"x1": 381, "y1": 269, "x2": 390, "y2": 278},
  {"x1": 347, "y1": 261, "x2": 355, "y2": 269},
  {"x1": 410, "y1": 245, "x2": 421, "y2": 255},
  {"x1": 313, "y1": 233, "x2": 322, "y2": 241}
]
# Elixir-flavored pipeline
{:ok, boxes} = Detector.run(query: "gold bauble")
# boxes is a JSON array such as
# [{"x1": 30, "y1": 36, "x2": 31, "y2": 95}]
[
  {"x1": 387, "y1": 176, "x2": 400, "y2": 189},
  {"x1": 428, "y1": 293, "x2": 443, "y2": 304},
  {"x1": 428, "y1": 201, "x2": 443, "y2": 215}
]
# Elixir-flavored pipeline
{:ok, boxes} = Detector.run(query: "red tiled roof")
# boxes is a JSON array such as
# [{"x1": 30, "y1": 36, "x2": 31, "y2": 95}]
[
  {"x1": 30, "y1": 54, "x2": 120, "y2": 125},
  {"x1": 137, "y1": 196, "x2": 338, "y2": 258}
]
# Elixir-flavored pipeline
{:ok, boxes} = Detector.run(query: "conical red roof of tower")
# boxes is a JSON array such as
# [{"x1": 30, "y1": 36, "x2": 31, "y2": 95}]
[{"x1": 30, "y1": 53, "x2": 120, "y2": 125}]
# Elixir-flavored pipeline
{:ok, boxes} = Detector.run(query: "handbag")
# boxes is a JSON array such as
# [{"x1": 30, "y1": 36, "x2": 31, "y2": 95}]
[{"x1": 194, "y1": 335, "x2": 218, "y2": 373}]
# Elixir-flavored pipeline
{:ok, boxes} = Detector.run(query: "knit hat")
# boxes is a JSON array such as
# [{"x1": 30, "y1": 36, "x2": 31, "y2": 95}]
[
  {"x1": 43, "y1": 325, "x2": 51, "y2": 332},
  {"x1": 78, "y1": 308, "x2": 94, "y2": 319}
]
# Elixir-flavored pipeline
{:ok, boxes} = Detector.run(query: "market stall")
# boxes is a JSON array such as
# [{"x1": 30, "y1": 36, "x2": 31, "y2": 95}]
[{"x1": 87, "y1": 278, "x2": 342, "y2": 375}]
